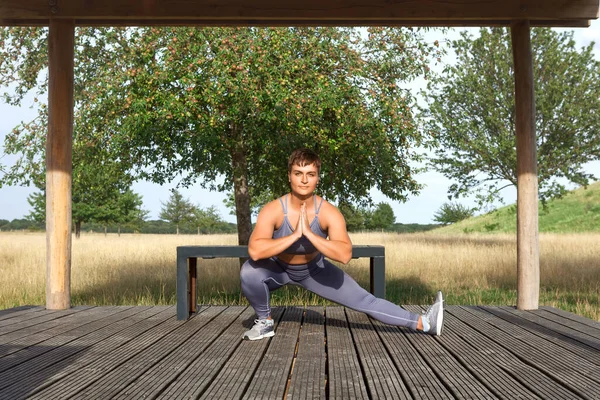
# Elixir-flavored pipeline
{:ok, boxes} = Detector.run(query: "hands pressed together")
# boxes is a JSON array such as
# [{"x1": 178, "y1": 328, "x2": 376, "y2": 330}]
[{"x1": 294, "y1": 202, "x2": 312, "y2": 239}]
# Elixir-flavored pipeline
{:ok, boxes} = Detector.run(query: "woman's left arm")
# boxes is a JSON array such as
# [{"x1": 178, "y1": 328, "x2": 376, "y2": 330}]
[{"x1": 302, "y1": 201, "x2": 353, "y2": 264}]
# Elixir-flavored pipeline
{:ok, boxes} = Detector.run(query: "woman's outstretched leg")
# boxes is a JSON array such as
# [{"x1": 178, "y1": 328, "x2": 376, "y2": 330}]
[{"x1": 300, "y1": 257, "x2": 424, "y2": 331}]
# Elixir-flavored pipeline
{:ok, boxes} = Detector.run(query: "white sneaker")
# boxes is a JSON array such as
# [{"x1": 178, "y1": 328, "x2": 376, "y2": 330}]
[
  {"x1": 243, "y1": 318, "x2": 275, "y2": 341},
  {"x1": 423, "y1": 291, "x2": 444, "y2": 336}
]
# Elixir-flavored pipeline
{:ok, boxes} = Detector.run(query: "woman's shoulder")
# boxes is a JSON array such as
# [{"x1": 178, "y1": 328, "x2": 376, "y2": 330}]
[
  {"x1": 315, "y1": 195, "x2": 340, "y2": 215},
  {"x1": 259, "y1": 196, "x2": 286, "y2": 216}
]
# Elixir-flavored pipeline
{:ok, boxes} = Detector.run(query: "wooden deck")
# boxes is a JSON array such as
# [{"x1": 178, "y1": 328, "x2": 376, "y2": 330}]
[{"x1": 0, "y1": 305, "x2": 599, "y2": 399}]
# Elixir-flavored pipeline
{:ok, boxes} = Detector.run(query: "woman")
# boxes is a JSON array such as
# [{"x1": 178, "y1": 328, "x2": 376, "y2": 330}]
[{"x1": 240, "y1": 148, "x2": 444, "y2": 340}]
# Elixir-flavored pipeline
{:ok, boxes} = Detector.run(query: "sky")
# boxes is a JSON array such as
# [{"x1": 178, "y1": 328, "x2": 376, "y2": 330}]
[{"x1": 1, "y1": 22, "x2": 599, "y2": 225}]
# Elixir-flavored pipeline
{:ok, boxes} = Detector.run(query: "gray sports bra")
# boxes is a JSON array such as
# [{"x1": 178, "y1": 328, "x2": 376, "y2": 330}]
[{"x1": 272, "y1": 194, "x2": 328, "y2": 255}]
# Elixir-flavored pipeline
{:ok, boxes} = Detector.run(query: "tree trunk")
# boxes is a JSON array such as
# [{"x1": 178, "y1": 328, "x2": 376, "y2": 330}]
[
  {"x1": 75, "y1": 220, "x2": 81, "y2": 238},
  {"x1": 230, "y1": 130, "x2": 252, "y2": 246},
  {"x1": 104, "y1": 226, "x2": 107, "y2": 236},
  {"x1": 176, "y1": 224, "x2": 179, "y2": 235},
  {"x1": 118, "y1": 225, "x2": 121, "y2": 237}
]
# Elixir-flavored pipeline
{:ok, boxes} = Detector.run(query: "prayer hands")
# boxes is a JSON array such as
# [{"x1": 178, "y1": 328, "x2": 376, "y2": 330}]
[{"x1": 296, "y1": 202, "x2": 312, "y2": 238}]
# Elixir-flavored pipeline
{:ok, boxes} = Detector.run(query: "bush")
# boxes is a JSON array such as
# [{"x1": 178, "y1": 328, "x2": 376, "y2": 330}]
[{"x1": 433, "y1": 202, "x2": 474, "y2": 225}]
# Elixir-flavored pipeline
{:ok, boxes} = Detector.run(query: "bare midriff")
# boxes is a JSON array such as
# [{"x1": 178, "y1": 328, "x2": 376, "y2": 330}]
[{"x1": 277, "y1": 251, "x2": 320, "y2": 265}]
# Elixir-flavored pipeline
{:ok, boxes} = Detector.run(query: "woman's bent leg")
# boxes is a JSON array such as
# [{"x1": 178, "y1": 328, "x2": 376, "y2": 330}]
[
  {"x1": 240, "y1": 258, "x2": 290, "y2": 319},
  {"x1": 302, "y1": 258, "x2": 420, "y2": 330}
]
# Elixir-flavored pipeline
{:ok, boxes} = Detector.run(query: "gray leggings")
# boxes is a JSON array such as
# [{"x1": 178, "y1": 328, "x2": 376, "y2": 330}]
[{"x1": 240, "y1": 254, "x2": 420, "y2": 330}]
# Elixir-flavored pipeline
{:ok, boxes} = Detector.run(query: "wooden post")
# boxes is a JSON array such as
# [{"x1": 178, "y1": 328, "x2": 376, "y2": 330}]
[
  {"x1": 511, "y1": 20, "x2": 539, "y2": 310},
  {"x1": 46, "y1": 19, "x2": 75, "y2": 310}
]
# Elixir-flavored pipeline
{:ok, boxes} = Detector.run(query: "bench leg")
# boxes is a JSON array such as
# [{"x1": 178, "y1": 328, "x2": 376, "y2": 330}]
[
  {"x1": 189, "y1": 257, "x2": 197, "y2": 314},
  {"x1": 176, "y1": 253, "x2": 189, "y2": 320},
  {"x1": 370, "y1": 256, "x2": 386, "y2": 299}
]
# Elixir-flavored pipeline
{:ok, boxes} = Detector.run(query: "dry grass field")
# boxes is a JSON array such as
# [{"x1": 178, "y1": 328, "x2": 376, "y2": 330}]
[{"x1": 0, "y1": 231, "x2": 598, "y2": 321}]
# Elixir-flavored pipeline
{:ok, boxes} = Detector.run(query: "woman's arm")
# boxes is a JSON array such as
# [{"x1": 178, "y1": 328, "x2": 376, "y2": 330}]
[
  {"x1": 247, "y1": 201, "x2": 302, "y2": 261},
  {"x1": 301, "y1": 201, "x2": 353, "y2": 264}
]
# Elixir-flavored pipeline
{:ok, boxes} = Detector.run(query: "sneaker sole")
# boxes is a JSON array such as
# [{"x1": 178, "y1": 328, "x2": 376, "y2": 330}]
[
  {"x1": 434, "y1": 301, "x2": 444, "y2": 336},
  {"x1": 243, "y1": 331, "x2": 275, "y2": 341}
]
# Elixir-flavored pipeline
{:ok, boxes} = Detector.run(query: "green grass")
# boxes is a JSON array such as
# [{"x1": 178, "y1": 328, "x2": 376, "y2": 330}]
[{"x1": 436, "y1": 181, "x2": 600, "y2": 234}]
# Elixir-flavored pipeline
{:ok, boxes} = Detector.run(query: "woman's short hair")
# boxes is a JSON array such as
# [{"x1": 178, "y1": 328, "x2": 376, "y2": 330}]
[{"x1": 288, "y1": 148, "x2": 321, "y2": 173}]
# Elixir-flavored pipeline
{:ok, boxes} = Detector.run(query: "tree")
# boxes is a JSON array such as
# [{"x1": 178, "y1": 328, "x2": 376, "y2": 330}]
[
  {"x1": 366, "y1": 202, "x2": 396, "y2": 230},
  {"x1": 433, "y1": 202, "x2": 474, "y2": 225},
  {"x1": 338, "y1": 202, "x2": 365, "y2": 232},
  {"x1": 115, "y1": 190, "x2": 149, "y2": 234},
  {"x1": 0, "y1": 27, "x2": 137, "y2": 236},
  {"x1": 193, "y1": 205, "x2": 225, "y2": 234},
  {"x1": 27, "y1": 187, "x2": 148, "y2": 236},
  {"x1": 223, "y1": 189, "x2": 276, "y2": 220},
  {"x1": 421, "y1": 28, "x2": 600, "y2": 206},
  {"x1": 0, "y1": 27, "x2": 137, "y2": 237},
  {"x1": 159, "y1": 189, "x2": 196, "y2": 234},
  {"x1": 1, "y1": 27, "x2": 442, "y2": 244}
]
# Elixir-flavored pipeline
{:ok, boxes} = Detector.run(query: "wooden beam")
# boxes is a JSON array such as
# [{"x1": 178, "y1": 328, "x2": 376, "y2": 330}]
[
  {"x1": 511, "y1": 20, "x2": 539, "y2": 311},
  {"x1": 46, "y1": 18, "x2": 74, "y2": 310},
  {"x1": 0, "y1": 0, "x2": 597, "y2": 23},
  {"x1": 0, "y1": 18, "x2": 593, "y2": 27}
]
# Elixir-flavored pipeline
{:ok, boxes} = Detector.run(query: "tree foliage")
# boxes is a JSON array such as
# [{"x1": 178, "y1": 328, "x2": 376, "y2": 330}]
[
  {"x1": 433, "y1": 202, "x2": 474, "y2": 225},
  {"x1": 158, "y1": 189, "x2": 196, "y2": 234},
  {"x1": 421, "y1": 28, "x2": 600, "y2": 206},
  {"x1": 1, "y1": 27, "x2": 442, "y2": 244},
  {"x1": 0, "y1": 27, "x2": 139, "y2": 233},
  {"x1": 27, "y1": 187, "x2": 149, "y2": 236},
  {"x1": 193, "y1": 205, "x2": 226, "y2": 234},
  {"x1": 159, "y1": 189, "x2": 227, "y2": 234},
  {"x1": 339, "y1": 201, "x2": 396, "y2": 232},
  {"x1": 366, "y1": 202, "x2": 396, "y2": 230}
]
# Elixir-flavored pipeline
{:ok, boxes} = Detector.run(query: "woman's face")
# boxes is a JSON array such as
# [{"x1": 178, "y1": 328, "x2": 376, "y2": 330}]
[{"x1": 288, "y1": 163, "x2": 319, "y2": 196}]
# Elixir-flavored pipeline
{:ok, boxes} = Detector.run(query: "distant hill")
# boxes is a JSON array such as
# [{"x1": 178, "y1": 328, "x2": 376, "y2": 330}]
[{"x1": 434, "y1": 181, "x2": 600, "y2": 234}]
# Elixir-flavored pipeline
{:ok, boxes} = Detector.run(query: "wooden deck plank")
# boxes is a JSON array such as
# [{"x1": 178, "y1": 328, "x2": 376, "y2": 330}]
[
  {"x1": 243, "y1": 306, "x2": 303, "y2": 400},
  {"x1": 524, "y1": 308, "x2": 600, "y2": 341},
  {"x1": 439, "y1": 307, "x2": 571, "y2": 399},
  {"x1": 27, "y1": 306, "x2": 226, "y2": 400},
  {"x1": 0, "y1": 306, "x2": 134, "y2": 372},
  {"x1": 0, "y1": 306, "x2": 174, "y2": 400},
  {"x1": 483, "y1": 306, "x2": 600, "y2": 367},
  {"x1": 76, "y1": 306, "x2": 233, "y2": 399},
  {"x1": 326, "y1": 306, "x2": 369, "y2": 400},
  {"x1": 0, "y1": 306, "x2": 127, "y2": 350},
  {"x1": 499, "y1": 307, "x2": 600, "y2": 352},
  {"x1": 403, "y1": 305, "x2": 500, "y2": 400},
  {"x1": 21, "y1": 306, "x2": 187, "y2": 400},
  {"x1": 453, "y1": 306, "x2": 600, "y2": 399},
  {"x1": 196, "y1": 307, "x2": 285, "y2": 400},
  {"x1": 539, "y1": 306, "x2": 600, "y2": 329},
  {"x1": 0, "y1": 306, "x2": 43, "y2": 321},
  {"x1": 0, "y1": 306, "x2": 160, "y2": 391},
  {"x1": 0, "y1": 306, "x2": 92, "y2": 332},
  {"x1": 0, "y1": 305, "x2": 597, "y2": 400},
  {"x1": 468, "y1": 306, "x2": 600, "y2": 377},
  {"x1": 346, "y1": 309, "x2": 412, "y2": 399},
  {"x1": 286, "y1": 306, "x2": 326, "y2": 400},
  {"x1": 370, "y1": 320, "x2": 454, "y2": 400},
  {"x1": 111, "y1": 306, "x2": 247, "y2": 400},
  {"x1": 153, "y1": 307, "x2": 255, "y2": 400}
]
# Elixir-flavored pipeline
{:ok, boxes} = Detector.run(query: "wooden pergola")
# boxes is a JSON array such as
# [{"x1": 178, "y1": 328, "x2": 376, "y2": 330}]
[{"x1": 1, "y1": 1, "x2": 598, "y2": 312}]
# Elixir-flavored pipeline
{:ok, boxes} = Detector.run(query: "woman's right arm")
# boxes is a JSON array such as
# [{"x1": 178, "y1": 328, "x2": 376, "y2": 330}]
[{"x1": 248, "y1": 201, "x2": 302, "y2": 261}]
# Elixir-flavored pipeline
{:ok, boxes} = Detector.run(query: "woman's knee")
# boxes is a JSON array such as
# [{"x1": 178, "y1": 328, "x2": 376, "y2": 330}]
[
  {"x1": 240, "y1": 258, "x2": 278, "y2": 287},
  {"x1": 240, "y1": 259, "x2": 259, "y2": 286}
]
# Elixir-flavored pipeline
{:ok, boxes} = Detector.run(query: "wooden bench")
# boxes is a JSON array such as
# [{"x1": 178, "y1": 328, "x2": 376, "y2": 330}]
[{"x1": 176, "y1": 245, "x2": 385, "y2": 320}]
